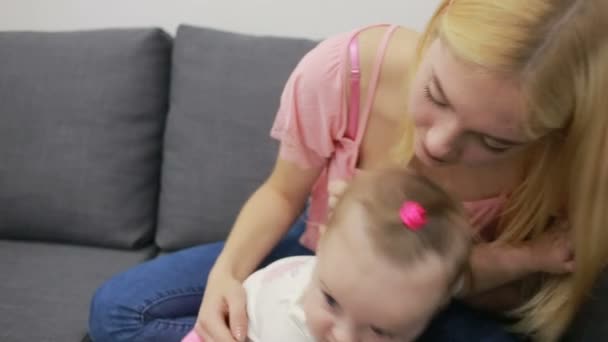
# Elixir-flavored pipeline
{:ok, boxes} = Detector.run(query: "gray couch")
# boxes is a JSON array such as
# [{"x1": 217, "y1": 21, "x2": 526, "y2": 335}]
[{"x1": 0, "y1": 25, "x2": 604, "y2": 342}]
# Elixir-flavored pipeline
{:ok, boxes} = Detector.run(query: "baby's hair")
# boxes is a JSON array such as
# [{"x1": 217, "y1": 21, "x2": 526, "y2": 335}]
[{"x1": 326, "y1": 168, "x2": 472, "y2": 293}]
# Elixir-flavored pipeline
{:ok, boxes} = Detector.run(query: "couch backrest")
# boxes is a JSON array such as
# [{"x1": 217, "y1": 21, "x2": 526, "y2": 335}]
[
  {"x1": 0, "y1": 28, "x2": 171, "y2": 248},
  {"x1": 0, "y1": 25, "x2": 317, "y2": 251},
  {"x1": 156, "y1": 25, "x2": 317, "y2": 250}
]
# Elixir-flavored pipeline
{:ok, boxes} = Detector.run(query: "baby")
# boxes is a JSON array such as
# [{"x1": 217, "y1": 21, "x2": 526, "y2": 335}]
[{"x1": 184, "y1": 168, "x2": 472, "y2": 342}]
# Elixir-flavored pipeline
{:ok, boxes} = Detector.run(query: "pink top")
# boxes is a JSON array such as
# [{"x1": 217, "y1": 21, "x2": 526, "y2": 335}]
[{"x1": 271, "y1": 25, "x2": 507, "y2": 250}]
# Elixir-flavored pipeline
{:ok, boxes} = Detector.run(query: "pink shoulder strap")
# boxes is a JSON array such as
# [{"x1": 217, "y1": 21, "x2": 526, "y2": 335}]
[
  {"x1": 346, "y1": 25, "x2": 400, "y2": 140},
  {"x1": 346, "y1": 36, "x2": 361, "y2": 140}
]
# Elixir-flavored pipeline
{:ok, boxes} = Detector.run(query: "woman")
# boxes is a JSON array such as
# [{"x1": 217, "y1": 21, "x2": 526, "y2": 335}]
[{"x1": 89, "y1": 1, "x2": 608, "y2": 341}]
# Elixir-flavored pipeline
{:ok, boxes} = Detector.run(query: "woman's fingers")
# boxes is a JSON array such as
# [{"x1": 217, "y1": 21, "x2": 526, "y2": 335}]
[{"x1": 227, "y1": 287, "x2": 248, "y2": 342}]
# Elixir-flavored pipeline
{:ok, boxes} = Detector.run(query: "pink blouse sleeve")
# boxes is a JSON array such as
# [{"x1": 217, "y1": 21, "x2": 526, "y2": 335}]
[{"x1": 270, "y1": 34, "x2": 349, "y2": 169}]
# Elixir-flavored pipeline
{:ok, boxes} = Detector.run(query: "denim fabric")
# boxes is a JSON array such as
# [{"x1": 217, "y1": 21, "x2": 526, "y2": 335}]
[
  {"x1": 419, "y1": 301, "x2": 520, "y2": 342},
  {"x1": 88, "y1": 217, "x2": 313, "y2": 342}
]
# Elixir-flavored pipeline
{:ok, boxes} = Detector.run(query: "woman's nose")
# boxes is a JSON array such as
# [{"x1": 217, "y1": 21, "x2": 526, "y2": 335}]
[{"x1": 424, "y1": 119, "x2": 462, "y2": 162}]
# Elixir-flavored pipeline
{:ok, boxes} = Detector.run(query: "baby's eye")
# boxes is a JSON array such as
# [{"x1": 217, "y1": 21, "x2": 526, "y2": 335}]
[
  {"x1": 370, "y1": 326, "x2": 395, "y2": 339},
  {"x1": 322, "y1": 291, "x2": 338, "y2": 309}
]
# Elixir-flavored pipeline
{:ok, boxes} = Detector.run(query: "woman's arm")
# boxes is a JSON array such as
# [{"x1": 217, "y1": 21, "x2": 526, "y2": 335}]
[
  {"x1": 198, "y1": 25, "x2": 351, "y2": 340},
  {"x1": 196, "y1": 157, "x2": 323, "y2": 342},
  {"x1": 213, "y1": 157, "x2": 324, "y2": 281},
  {"x1": 460, "y1": 229, "x2": 574, "y2": 307},
  {"x1": 464, "y1": 242, "x2": 536, "y2": 295}
]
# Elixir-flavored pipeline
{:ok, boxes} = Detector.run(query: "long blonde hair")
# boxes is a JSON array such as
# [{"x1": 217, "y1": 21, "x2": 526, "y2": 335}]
[{"x1": 396, "y1": 0, "x2": 608, "y2": 340}]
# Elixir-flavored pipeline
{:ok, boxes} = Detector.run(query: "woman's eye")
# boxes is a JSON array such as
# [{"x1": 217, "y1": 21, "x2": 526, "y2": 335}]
[
  {"x1": 423, "y1": 85, "x2": 448, "y2": 108},
  {"x1": 322, "y1": 291, "x2": 338, "y2": 309},
  {"x1": 481, "y1": 136, "x2": 512, "y2": 153}
]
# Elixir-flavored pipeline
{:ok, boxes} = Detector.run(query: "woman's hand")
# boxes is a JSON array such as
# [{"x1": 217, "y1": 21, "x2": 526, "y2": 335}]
[
  {"x1": 194, "y1": 268, "x2": 248, "y2": 342},
  {"x1": 526, "y1": 223, "x2": 575, "y2": 275},
  {"x1": 190, "y1": 158, "x2": 323, "y2": 341}
]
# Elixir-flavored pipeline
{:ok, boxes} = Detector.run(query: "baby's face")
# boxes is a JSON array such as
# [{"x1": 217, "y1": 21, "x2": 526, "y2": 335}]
[{"x1": 301, "y1": 211, "x2": 449, "y2": 342}]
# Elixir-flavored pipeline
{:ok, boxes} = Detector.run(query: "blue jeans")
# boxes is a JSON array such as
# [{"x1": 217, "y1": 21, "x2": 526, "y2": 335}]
[
  {"x1": 418, "y1": 302, "x2": 520, "y2": 342},
  {"x1": 89, "y1": 217, "x2": 518, "y2": 342},
  {"x1": 89, "y1": 218, "x2": 313, "y2": 342}
]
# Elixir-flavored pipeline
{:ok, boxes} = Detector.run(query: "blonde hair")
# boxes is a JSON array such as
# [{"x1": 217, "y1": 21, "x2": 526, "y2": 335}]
[
  {"x1": 325, "y1": 168, "x2": 472, "y2": 295},
  {"x1": 396, "y1": 1, "x2": 608, "y2": 340}
]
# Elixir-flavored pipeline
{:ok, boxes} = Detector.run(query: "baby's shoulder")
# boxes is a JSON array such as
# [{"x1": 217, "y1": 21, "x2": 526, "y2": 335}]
[
  {"x1": 245, "y1": 256, "x2": 316, "y2": 342},
  {"x1": 244, "y1": 256, "x2": 315, "y2": 302}
]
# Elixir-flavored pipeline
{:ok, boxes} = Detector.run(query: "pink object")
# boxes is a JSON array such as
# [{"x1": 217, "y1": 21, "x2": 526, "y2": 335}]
[
  {"x1": 182, "y1": 331, "x2": 203, "y2": 342},
  {"x1": 347, "y1": 31, "x2": 361, "y2": 140},
  {"x1": 271, "y1": 24, "x2": 508, "y2": 249},
  {"x1": 400, "y1": 201, "x2": 427, "y2": 230},
  {"x1": 270, "y1": 24, "x2": 400, "y2": 250}
]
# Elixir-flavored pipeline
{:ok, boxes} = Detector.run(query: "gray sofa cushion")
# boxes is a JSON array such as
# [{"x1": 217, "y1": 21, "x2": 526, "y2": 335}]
[
  {"x1": 0, "y1": 240, "x2": 155, "y2": 342},
  {"x1": 157, "y1": 25, "x2": 316, "y2": 250},
  {"x1": 0, "y1": 29, "x2": 171, "y2": 248}
]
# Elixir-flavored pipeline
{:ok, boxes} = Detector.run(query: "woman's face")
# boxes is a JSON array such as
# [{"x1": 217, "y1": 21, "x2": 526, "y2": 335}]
[{"x1": 408, "y1": 39, "x2": 533, "y2": 168}]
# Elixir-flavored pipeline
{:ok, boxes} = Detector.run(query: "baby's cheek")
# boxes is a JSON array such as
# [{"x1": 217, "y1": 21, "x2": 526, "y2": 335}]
[
  {"x1": 401, "y1": 315, "x2": 435, "y2": 342},
  {"x1": 301, "y1": 290, "x2": 333, "y2": 339}
]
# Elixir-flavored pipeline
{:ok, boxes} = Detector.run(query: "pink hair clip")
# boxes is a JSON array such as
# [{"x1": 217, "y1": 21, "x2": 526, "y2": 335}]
[{"x1": 399, "y1": 201, "x2": 427, "y2": 230}]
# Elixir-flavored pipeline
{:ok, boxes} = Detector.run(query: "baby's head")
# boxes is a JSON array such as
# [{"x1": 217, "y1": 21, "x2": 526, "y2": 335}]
[{"x1": 302, "y1": 168, "x2": 471, "y2": 342}]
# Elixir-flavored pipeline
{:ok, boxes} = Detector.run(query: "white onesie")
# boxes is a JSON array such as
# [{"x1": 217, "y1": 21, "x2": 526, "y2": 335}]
[{"x1": 244, "y1": 256, "x2": 317, "y2": 342}]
